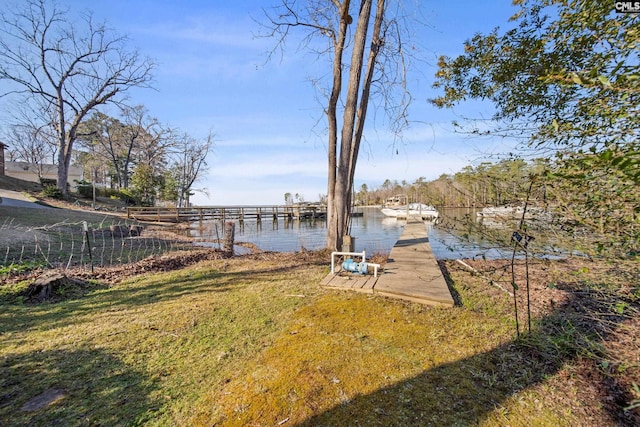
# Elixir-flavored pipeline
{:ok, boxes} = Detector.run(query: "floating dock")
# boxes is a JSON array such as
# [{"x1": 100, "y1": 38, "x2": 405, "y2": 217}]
[{"x1": 321, "y1": 220, "x2": 454, "y2": 307}]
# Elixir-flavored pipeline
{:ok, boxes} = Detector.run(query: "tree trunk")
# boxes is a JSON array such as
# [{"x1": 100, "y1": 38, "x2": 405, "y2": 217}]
[
  {"x1": 326, "y1": 1, "x2": 351, "y2": 251},
  {"x1": 326, "y1": 0, "x2": 384, "y2": 251}
]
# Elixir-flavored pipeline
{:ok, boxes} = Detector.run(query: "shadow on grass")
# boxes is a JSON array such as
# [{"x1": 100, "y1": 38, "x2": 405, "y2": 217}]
[
  {"x1": 0, "y1": 259, "x2": 321, "y2": 425},
  {"x1": 0, "y1": 262, "x2": 310, "y2": 335},
  {"x1": 299, "y1": 268, "x2": 640, "y2": 426},
  {"x1": 438, "y1": 259, "x2": 463, "y2": 306},
  {"x1": 0, "y1": 347, "x2": 160, "y2": 426}
]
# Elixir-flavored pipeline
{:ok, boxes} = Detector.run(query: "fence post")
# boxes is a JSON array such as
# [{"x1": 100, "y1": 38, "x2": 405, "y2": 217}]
[
  {"x1": 223, "y1": 221, "x2": 235, "y2": 256},
  {"x1": 83, "y1": 221, "x2": 94, "y2": 273}
]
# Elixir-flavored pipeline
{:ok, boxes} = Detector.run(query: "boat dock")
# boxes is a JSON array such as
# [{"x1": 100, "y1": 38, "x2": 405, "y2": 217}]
[
  {"x1": 126, "y1": 205, "x2": 328, "y2": 223},
  {"x1": 321, "y1": 220, "x2": 454, "y2": 307}
]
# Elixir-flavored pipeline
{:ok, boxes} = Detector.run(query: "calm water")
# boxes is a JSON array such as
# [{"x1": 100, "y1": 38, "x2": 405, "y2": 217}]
[{"x1": 190, "y1": 207, "x2": 516, "y2": 260}]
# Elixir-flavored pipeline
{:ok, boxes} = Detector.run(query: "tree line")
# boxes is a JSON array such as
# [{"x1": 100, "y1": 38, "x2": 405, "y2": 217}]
[
  {"x1": 6, "y1": 105, "x2": 212, "y2": 207},
  {"x1": 356, "y1": 154, "x2": 638, "y2": 258},
  {"x1": 0, "y1": 0, "x2": 211, "y2": 206},
  {"x1": 355, "y1": 159, "x2": 546, "y2": 208}
]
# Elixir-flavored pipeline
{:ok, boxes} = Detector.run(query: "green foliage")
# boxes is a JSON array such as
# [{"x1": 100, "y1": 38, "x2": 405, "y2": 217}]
[
  {"x1": 432, "y1": 0, "x2": 639, "y2": 156},
  {"x1": 75, "y1": 180, "x2": 94, "y2": 198},
  {"x1": 431, "y1": 0, "x2": 640, "y2": 259},
  {"x1": 0, "y1": 260, "x2": 47, "y2": 275},
  {"x1": 39, "y1": 177, "x2": 57, "y2": 187},
  {"x1": 41, "y1": 185, "x2": 63, "y2": 199},
  {"x1": 547, "y1": 150, "x2": 639, "y2": 257},
  {"x1": 626, "y1": 382, "x2": 640, "y2": 411},
  {"x1": 158, "y1": 170, "x2": 179, "y2": 203},
  {"x1": 129, "y1": 163, "x2": 159, "y2": 206},
  {"x1": 117, "y1": 188, "x2": 139, "y2": 205}
]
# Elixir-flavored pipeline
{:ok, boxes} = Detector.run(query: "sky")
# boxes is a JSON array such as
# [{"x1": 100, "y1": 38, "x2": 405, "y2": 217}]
[{"x1": 3, "y1": 1, "x2": 521, "y2": 206}]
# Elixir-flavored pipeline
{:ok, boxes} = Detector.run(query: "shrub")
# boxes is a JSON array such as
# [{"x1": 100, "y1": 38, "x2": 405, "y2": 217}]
[
  {"x1": 39, "y1": 177, "x2": 56, "y2": 187},
  {"x1": 75, "y1": 180, "x2": 94, "y2": 198},
  {"x1": 118, "y1": 189, "x2": 140, "y2": 205},
  {"x1": 101, "y1": 188, "x2": 121, "y2": 198},
  {"x1": 41, "y1": 185, "x2": 63, "y2": 199}
]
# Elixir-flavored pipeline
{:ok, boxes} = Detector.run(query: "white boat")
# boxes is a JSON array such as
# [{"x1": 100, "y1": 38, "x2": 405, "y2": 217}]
[
  {"x1": 477, "y1": 205, "x2": 550, "y2": 220},
  {"x1": 380, "y1": 203, "x2": 439, "y2": 220},
  {"x1": 476, "y1": 206, "x2": 523, "y2": 218}
]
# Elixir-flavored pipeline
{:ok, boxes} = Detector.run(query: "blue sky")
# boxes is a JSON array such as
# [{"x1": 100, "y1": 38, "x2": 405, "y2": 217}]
[{"x1": 6, "y1": 1, "x2": 521, "y2": 205}]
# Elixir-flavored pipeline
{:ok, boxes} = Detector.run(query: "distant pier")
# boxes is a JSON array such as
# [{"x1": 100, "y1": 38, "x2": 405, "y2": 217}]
[{"x1": 127, "y1": 205, "x2": 328, "y2": 223}]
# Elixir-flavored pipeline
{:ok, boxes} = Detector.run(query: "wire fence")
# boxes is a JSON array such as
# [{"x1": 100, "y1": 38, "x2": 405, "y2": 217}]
[{"x1": 1, "y1": 219, "x2": 198, "y2": 272}]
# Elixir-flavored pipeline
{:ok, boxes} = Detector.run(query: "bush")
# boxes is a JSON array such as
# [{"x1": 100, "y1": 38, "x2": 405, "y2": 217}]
[
  {"x1": 118, "y1": 189, "x2": 139, "y2": 205},
  {"x1": 39, "y1": 178, "x2": 56, "y2": 187},
  {"x1": 41, "y1": 185, "x2": 63, "y2": 199},
  {"x1": 75, "y1": 180, "x2": 94, "y2": 198},
  {"x1": 101, "y1": 188, "x2": 121, "y2": 198},
  {"x1": 95, "y1": 187, "x2": 139, "y2": 205}
]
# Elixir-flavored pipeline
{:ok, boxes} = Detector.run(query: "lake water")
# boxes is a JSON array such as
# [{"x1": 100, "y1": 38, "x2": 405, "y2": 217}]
[{"x1": 191, "y1": 207, "x2": 517, "y2": 260}]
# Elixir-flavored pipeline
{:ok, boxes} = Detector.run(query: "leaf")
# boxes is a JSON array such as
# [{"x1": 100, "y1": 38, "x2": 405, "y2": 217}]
[
  {"x1": 570, "y1": 72, "x2": 583, "y2": 85},
  {"x1": 614, "y1": 302, "x2": 627, "y2": 315},
  {"x1": 597, "y1": 75, "x2": 611, "y2": 88}
]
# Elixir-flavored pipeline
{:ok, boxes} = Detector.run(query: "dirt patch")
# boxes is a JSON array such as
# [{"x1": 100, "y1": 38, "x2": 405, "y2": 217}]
[
  {"x1": 20, "y1": 388, "x2": 66, "y2": 412},
  {"x1": 3, "y1": 247, "x2": 331, "y2": 290}
]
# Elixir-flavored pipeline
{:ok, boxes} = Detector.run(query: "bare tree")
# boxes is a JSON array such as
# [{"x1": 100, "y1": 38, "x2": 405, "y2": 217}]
[
  {"x1": 3, "y1": 118, "x2": 57, "y2": 181},
  {"x1": 131, "y1": 110, "x2": 176, "y2": 178},
  {"x1": 169, "y1": 131, "x2": 213, "y2": 207},
  {"x1": 78, "y1": 106, "x2": 167, "y2": 190},
  {"x1": 263, "y1": 0, "x2": 415, "y2": 250},
  {"x1": 0, "y1": 0, "x2": 154, "y2": 198}
]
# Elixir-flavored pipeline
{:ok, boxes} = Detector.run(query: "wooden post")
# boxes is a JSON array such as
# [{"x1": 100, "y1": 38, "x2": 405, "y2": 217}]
[
  {"x1": 342, "y1": 235, "x2": 355, "y2": 253},
  {"x1": 223, "y1": 221, "x2": 235, "y2": 256}
]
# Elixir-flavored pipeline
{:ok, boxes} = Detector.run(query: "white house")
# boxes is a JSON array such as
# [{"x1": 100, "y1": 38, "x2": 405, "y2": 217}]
[{"x1": 4, "y1": 161, "x2": 83, "y2": 186}]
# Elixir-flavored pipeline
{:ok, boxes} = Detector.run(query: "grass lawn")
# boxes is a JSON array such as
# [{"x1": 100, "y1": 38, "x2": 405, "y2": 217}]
[{"x1": 1, "y1": 249, "x2": 638, "y2": 426}]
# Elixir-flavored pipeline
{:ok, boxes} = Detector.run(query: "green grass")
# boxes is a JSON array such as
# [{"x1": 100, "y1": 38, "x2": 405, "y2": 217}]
[
  {"x1": 5, "y1": 253, "x2": 627, "y2": 426},
  {"x1": 0, "y1": 256, "x2": 327, "y2": 426}
]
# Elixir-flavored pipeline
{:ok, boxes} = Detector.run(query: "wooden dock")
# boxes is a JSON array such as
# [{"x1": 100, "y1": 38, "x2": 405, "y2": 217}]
[
  {"x1": 321, "y1": 220, "x2": 454, "y2": 307},
  {"x1": 126, "y1": 205, "x2": 328, "y2": 223}
]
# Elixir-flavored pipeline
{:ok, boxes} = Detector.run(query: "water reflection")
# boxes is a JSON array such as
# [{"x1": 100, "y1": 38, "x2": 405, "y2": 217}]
[
  {"x1": 189, "y1": 207, "x2": 525, "y2": 260},
  {"x1": 431, "y1": 208, "x2": 516, "y2": 260}
]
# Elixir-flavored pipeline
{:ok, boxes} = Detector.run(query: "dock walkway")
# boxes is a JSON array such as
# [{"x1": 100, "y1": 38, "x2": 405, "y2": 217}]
[
  {"x1": 321, "y1": 220, "x2": 454, "y2": 307},
  {"x1": 126, "y1": 205, "x2": 327, "y2": 223}
]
